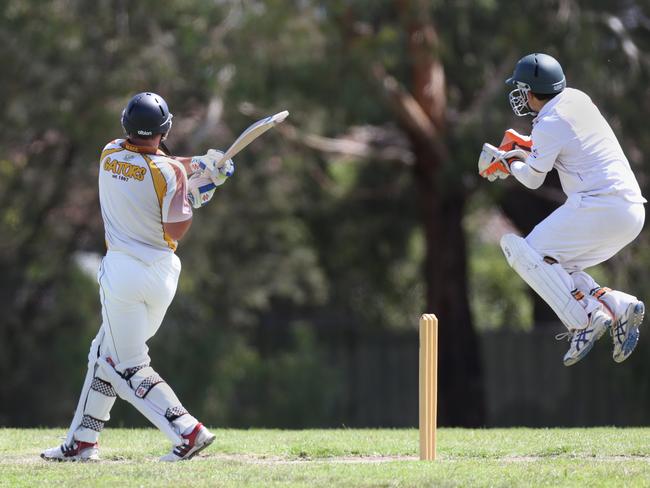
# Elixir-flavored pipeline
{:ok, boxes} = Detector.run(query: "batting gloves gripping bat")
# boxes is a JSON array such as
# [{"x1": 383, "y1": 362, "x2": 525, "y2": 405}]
[{"x1": 187, "y1": 150, "x2": 235, "y2": 208}]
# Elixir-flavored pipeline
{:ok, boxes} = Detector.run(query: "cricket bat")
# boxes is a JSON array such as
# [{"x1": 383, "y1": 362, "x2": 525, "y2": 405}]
[{"x1": 208, "y1": 110, "x2": 289, "y2": 180}]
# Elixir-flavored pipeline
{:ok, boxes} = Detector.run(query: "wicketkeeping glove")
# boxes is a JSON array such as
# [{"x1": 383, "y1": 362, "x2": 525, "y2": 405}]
[
  {"x1": 499, "y1": 128, "x2": 532, "y2": 152},
  {"x1": 478, "y1": 143, "x2": 529, "y2": 182}
]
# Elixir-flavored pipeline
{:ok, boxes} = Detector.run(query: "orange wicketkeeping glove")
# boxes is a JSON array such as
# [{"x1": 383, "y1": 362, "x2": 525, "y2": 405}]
[
  {"x1": 498, "y1": 128, "x2": 532, "y2": 152},
  {"x1": 478, "y1": 129, "x2": 531, "y2": 182}
]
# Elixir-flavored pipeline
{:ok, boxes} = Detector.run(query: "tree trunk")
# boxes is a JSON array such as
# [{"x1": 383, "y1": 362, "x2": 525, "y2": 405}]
[
  {"x1": 363, "y1": 0, "x2": 485, "y2": 425},
  {"x1": 395, "y1": 0, "x2": 484, "y2": 426},
  {"x1": 414, "y1": 151, "x2": 485, "y2": 426}
]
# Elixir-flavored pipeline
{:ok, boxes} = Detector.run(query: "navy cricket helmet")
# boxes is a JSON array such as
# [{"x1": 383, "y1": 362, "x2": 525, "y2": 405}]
[{"x1": 121, "y1": 92, "x2": 173, "y2": 138}]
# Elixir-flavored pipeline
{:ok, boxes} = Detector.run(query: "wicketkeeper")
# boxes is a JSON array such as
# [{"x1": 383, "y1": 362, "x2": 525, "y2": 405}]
[
  {"x1": 478, "y1": 53, "x2": 646, "y2": 366},
  {"x1": 42, "y1": 92, "x2": 233, "y2": 461}
]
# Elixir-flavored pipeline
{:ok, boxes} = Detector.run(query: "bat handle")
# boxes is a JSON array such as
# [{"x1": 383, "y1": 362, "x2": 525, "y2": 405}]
[{"x1": 207, "y1": 148, "x2": 229, "y2": 169}]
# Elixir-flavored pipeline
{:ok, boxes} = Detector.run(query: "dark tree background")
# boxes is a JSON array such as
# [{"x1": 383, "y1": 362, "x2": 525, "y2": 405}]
[{"x1": 0, "y1": 0, "x2": 648, "y2": 428}]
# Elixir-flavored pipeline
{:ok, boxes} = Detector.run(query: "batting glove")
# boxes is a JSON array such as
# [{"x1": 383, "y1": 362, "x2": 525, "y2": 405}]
[
  {"x1": 187, "y1": 173, "x2": 216, "y2": 208},
  {"x1": 190, "y1": 149, "x2": 235, "y2": 180}
]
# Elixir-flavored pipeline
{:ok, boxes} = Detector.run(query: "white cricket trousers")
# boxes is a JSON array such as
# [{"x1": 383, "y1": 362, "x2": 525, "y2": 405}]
[
  {"x1": 71, "y1": 250, "x2": 198, "y2": 444},
  {"x1": 97, "y1": 250, "x2": 181, "y2": 372},
  {"x1": 526, "y1": 193, "x2": 644, "y2": 271},
  {"x1": 526, "y1": 193, "x2": 645, "y2": 317}
]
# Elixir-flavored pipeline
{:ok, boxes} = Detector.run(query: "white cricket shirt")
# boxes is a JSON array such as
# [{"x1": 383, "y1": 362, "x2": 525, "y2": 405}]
[
  {"x1": 98, "y1": 139, "x2": 192, "y2": 264},
  {"x1": 527, "y1": 88, "x2": 645, "y2": 203}
]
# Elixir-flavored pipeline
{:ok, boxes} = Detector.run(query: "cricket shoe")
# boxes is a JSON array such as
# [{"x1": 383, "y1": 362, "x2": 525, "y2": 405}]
[
  {"x1": 559, "y1": 309, "x2": 612, "y2": 367},
  {"x1": 612, "y1": 300, "x2": 645, "y2": 363},
  {"x1": 41, "y1": 440, "x2": 99, "y2": 461},
  {"x1": 160, "y1": 423, "x2": 215, "y2": 462}
]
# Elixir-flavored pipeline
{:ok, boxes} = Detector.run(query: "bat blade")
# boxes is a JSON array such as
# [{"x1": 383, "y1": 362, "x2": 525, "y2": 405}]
[{"x1": 217, "y1": 110, "x2": 289, "y2": 165}]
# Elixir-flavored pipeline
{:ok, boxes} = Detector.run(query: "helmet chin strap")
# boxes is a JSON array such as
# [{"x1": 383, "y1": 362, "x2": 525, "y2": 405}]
[
  {"x1": 159, "y1": 141, "x2": 171, "y2": 155},
  {"x1": 159, "y1": 129, "x2": 172, "y2": 155}
]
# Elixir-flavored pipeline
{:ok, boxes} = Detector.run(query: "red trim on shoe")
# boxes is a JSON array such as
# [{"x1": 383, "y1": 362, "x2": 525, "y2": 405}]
[
  {"x1": 598, "y1": 300, "x2": 616, "y2": 322},
  {"x1": 76, "y1": 441, "x2": 98, "y2": 451},
  {"x1": 182, "y1": 423, "x2": 203, "y2": 445},
  {"x1": 170, "y1": 423, "x2": 210, "y2": 459},
  {"x1": 63, "y1": 441, "x2": 98, "y2": 457}
]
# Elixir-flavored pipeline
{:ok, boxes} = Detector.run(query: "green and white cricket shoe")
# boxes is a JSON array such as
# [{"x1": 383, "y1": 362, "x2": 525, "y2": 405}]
[
  {"x1": 160, "y1": 423, "x2": 215, "y2": 462},
  {"x1": 612, "y1": 300, "x2": 645, "y2": 363},
  {"x1": 560, "y1": 309, "x2": 612, "y2": 367}
]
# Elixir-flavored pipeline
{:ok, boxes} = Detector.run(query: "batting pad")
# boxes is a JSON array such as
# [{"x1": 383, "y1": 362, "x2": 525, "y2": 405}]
[
  {"x1": 97, "y1": 357, "x2": 187, "y2": 445},
  {"x1": 127, "y1": 366, "x2": 198, "y2": 436},
  {"x1": 500, "y1": 233, "x2": 589, "y2": 330},
  {"x1": 66, "y1": 327, "x2": 106, "y2": 446},
  {"x1": 74, "y1": 371, "x2": 118, "y2": 443}
]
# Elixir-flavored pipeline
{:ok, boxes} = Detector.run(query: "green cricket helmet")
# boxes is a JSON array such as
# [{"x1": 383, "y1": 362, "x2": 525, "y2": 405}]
[{"x1": 506, "y1": 53, "x2": 566, "y2": 116}]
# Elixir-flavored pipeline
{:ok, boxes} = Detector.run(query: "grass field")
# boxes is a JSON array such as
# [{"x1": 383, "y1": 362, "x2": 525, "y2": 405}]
[{"x1": 2, "y1": 428, "x2": 650, "y2": 487}]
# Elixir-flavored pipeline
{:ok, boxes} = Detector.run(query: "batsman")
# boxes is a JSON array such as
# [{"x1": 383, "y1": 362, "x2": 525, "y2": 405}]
[
  {"x1": 42, "y1": 92, "x2": 234, "y2": 461},
  {"x1": 478, "y1": 53, "x2": 646, "y2": 366}
]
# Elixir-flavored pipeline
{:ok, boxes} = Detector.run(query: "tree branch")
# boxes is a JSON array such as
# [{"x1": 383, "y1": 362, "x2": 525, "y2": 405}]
[
  {"x1": 371, "y1": 63, "x2": 448, "y2": 162},
  {"x1": 239, "y1": 103, "x2": 414, "y2": 165},
  {"x1": 454, "y1": 53, "x2": 520, "y2": 128}
]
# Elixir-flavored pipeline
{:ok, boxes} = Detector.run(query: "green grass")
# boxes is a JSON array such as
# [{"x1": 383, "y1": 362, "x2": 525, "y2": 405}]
[{"x1": 2, "y1": 428, "x2": 650, "y2": 487}]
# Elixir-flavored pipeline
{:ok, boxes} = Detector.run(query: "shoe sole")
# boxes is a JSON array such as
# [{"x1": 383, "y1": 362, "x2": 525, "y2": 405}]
[
  {"x1": 613, "y1": 301, "x2": 645, "y2": 363},
  {"x1": 40, "y1": 453, "x2": 99, "y2": 462},
  {"x1": 564, "y1": 320, "x2": 611, "y2": 367},
  {"x1": 564, "y1": 339, "x2": 596, "y2": 366}
]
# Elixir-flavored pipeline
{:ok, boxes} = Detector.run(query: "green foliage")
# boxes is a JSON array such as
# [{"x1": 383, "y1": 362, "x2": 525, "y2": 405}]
[
  {"x1": 462, "y1": 187, "x2": 533, "y2": 330},
  {"x1": 467, "y1": 225, "x2": 534, "y2": 331},
  {"x1": 112, "y1": 323, "x2": 342, "y2": 429},
  {"x1": 233, "y1": 325, "x2": 344, "y2": 428}
]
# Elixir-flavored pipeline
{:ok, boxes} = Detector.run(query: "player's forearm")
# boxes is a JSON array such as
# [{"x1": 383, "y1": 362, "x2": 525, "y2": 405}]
[
  {"x1": 510, "y1": 160, "x2": 546, "y2": 189},
  {"x1": 163, "y1": 218, "x2": 193, "y2": 241}
]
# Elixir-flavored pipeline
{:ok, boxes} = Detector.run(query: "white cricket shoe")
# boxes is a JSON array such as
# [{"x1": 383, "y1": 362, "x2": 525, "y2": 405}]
[
  {"x1": 612, "y1": 301, "x2": 645, "y2": 363},
  {"x1": 41, "y1": 440, "x2": 99, "y2": 461},
  {"x1": 560, "y1": 309, "x2": 612, "y2": 367},
  {"x1": 160, "y1": 423, "x2": 215, "y2": 462}
]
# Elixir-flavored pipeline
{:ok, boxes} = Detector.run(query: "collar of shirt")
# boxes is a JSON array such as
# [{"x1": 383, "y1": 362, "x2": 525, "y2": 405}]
[
  {"x1": 532, "y1": 89, "x2": 566, "y2": 124},
  {"x1": 122, "y1": 140, "x2": 165, "y2": 155}
]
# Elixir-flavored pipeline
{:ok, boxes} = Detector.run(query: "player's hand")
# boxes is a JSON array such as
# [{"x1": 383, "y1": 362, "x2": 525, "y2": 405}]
[
  {"x1": 187, "y1": 173, "x2": 216, "y2": 208},
  {"x1": 478, "y1": 143, "x2": 510, "y2": 181},
  {"x1": 499, "y1": 128, "x2": 532, "y2": 152},
  {"x1": 478, "y1": 143, "x2": 529, "y2": 181},
  {"x1": 189, "y1": 149, "x2": 235, "y2": 185}
]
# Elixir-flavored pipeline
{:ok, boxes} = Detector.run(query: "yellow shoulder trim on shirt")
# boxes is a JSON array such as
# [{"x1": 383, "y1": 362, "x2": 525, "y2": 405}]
[
  {"x1": 100, "y1": 147, "x2": 124, "y2": 162},
  {"x1": 142, "y1": 155, "x2": 177, "y2": 252}
]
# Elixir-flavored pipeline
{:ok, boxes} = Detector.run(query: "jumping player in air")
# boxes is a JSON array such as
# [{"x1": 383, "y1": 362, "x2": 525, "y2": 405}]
[
  {"x1": 42, "y1": 92, "x2": 233, "y2": 461},
  {"x1": 478, "y1": 53, "x2": 646, "y2": 366}
]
